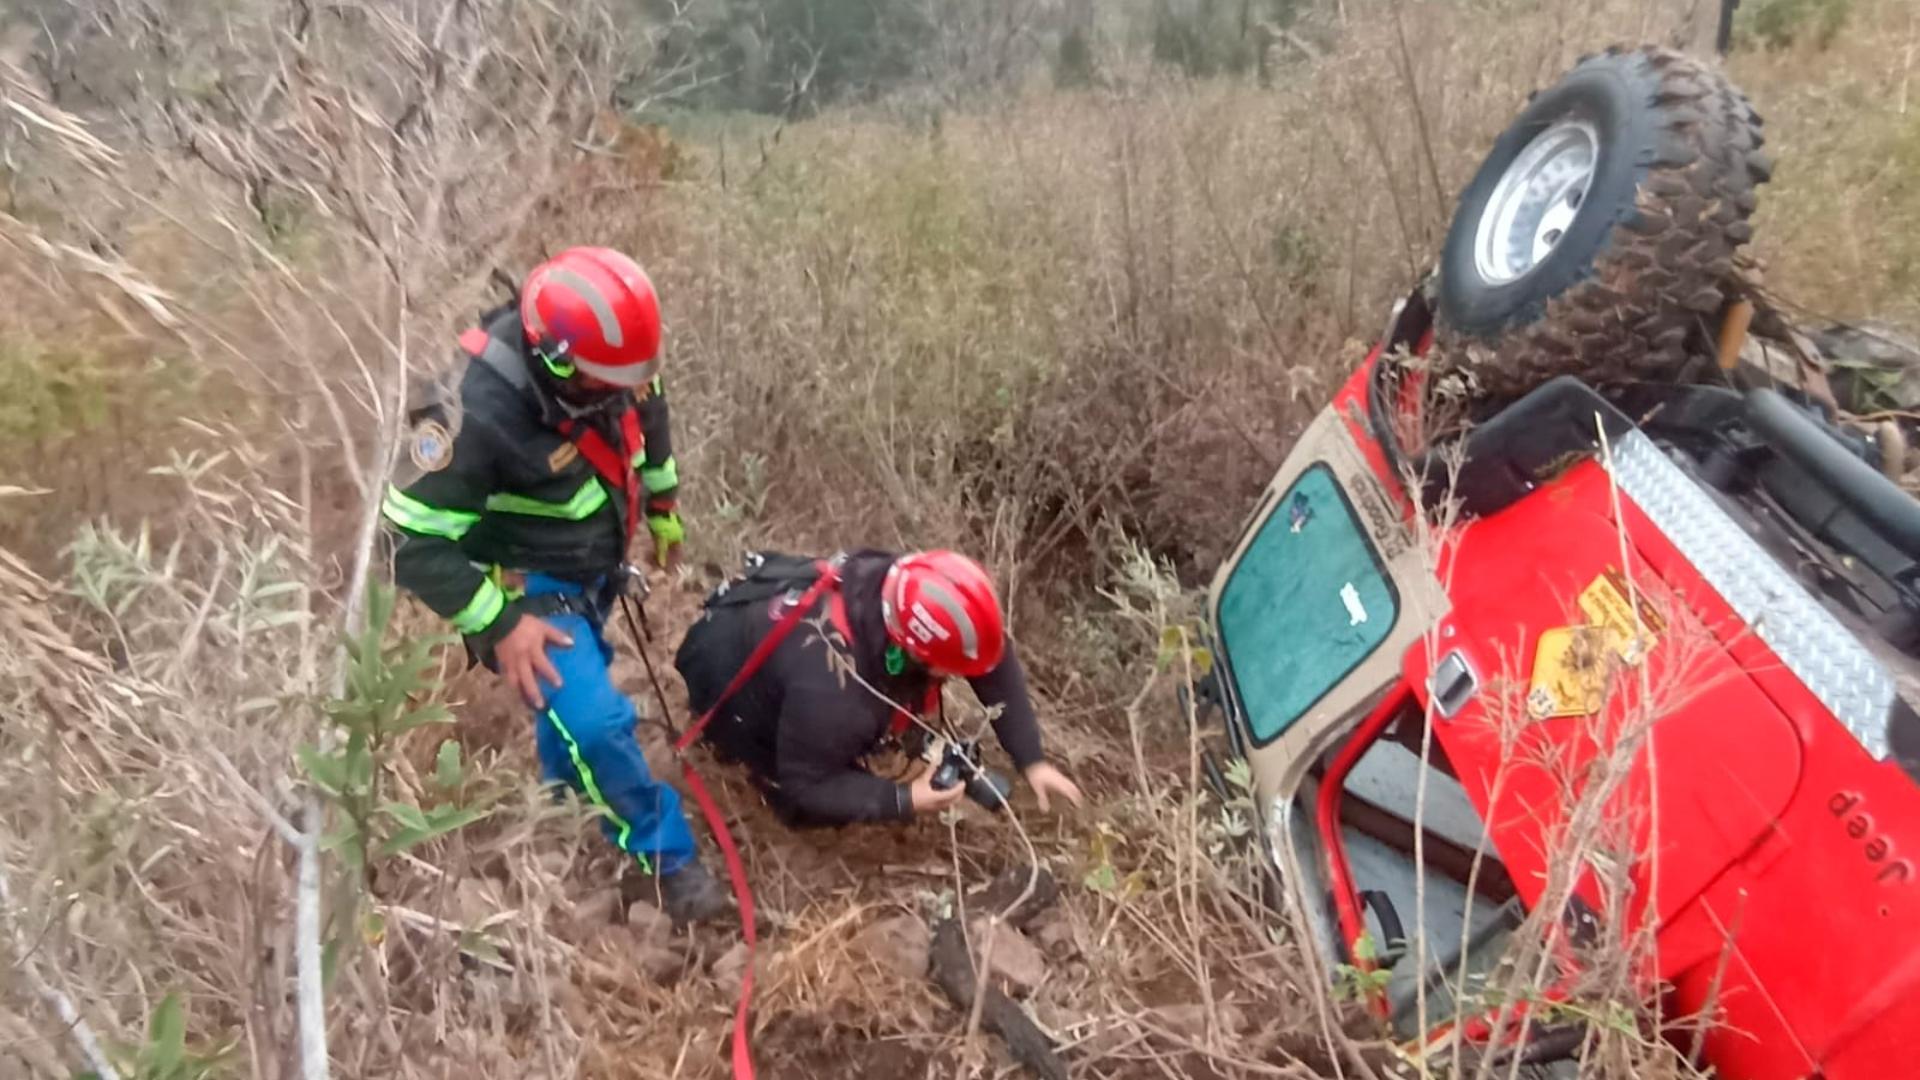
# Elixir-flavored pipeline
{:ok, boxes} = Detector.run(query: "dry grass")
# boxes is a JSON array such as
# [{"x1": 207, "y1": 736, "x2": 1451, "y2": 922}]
[
  {"x1": 0, "y1": 0, "x2": 1914, "y2": 1077},
  {"x1": 1732, "y1": 0, "x2": 1920, "y2": 325}
]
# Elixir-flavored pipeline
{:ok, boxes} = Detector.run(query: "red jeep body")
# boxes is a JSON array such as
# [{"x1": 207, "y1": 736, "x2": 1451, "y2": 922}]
[{"x1": 1209, "y1": 293, "x2": 1920, "y2": 1077}]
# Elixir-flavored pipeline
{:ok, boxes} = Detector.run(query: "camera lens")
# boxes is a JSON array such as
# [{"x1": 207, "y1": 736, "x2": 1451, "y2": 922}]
[{"x1": 965, "y1": 769, "x2": 1013, "y2": 811}]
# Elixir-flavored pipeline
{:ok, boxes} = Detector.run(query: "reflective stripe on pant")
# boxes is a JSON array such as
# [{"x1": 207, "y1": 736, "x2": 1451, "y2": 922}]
[{"x1": 525, "y1": 577, "x2": 696, "y2": 875}]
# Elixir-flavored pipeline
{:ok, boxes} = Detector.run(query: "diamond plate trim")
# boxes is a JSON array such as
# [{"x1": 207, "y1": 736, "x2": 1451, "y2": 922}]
[{"x1": 1606, "y1": 430, "x2": 1894, "y2": 759}]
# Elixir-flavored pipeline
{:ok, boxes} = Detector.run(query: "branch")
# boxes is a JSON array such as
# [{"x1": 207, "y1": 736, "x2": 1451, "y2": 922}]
[
  {"x1": 0, "y1": 845, "x2": 124, "y2": 1080},
  {"x1": 295, "y1": 797, "x2": 330, "y2": 1080}
]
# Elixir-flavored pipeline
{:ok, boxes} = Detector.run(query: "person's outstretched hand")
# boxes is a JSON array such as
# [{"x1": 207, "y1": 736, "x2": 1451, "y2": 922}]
[
  {"x1": 908, "y1": 763, "x2": 968, "y2": 814},
  {"x1": 494, "y1": 615, "x2": 573, "y2": 707},
  {"x1": 1023, "y1": 762, "x2": 1084, "y2": 812}
]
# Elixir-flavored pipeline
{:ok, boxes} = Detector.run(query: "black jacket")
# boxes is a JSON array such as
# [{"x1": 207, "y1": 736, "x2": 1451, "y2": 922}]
[
  {"x1": 381, "y1": 307, "x2": 678, "y2": 655},
  {"x1": 676, "y1": 550, "x2": 1046, "y2": 826}
]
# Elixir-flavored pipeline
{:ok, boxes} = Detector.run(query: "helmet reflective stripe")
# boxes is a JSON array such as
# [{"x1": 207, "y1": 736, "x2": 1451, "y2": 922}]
[
  {"x1": 916, "y1": 578, "x2": 979, "y2": 660},
  {"x1": 519, "y1": 247, "x2": 662, "y2": 380},
  {"x1": 880, "y1": 551, "x2": 1004, "y2": 677},
  {"x1": 573, "y1": 353, "x2": 660, "y2": 388},
  {"x1": 542, "y1": 266, "x2": 626, "y2": 348}
]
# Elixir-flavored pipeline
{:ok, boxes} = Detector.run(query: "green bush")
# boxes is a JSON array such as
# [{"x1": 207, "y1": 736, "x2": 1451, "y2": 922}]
[
  {"x1": 1056, "y1": 25, "x2": 1098, "y2": 89},
  {"x1": 0, "y1": 340, "x2": 110, "y2": 447},
  {"x1": 1737, "y1": 0, "x2": 1854, "y2": 49}
]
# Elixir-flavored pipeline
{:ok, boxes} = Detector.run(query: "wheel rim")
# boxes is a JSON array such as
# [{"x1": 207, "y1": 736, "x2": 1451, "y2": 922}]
[{"x1": 1472, "y1": 119, "x2": 1599, "y2": 284}]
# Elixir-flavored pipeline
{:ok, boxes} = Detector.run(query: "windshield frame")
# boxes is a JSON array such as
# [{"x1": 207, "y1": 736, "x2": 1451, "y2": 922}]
[{"x1": 1214, "y1": 461, "x2": 1403, "y2": 749}]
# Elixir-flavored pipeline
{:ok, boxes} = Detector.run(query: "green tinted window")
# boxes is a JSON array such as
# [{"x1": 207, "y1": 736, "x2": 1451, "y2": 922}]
[{"x1": 1217, "y1": 464, "x2": 1399, "y2": 744}]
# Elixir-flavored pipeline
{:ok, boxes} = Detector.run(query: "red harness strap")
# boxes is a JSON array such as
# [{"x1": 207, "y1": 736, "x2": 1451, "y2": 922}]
[
  {"x1": 672, "y1": 563, "x2": 842, "y2": 1080},
  {"x1": 672, "y1": 561, "x2": 948, "y2": 1079},
  {"x1": 558, "y1": 407, "x2": 645, "y2": 541}
]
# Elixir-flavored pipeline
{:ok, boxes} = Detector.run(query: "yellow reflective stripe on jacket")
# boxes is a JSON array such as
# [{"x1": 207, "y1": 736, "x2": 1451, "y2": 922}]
[
  {"x1": 485, "y1": 478, "x2": 608, "y2": 520},
  {"x1": 450, "y1": 577, "x2": 507, "y2": 634},
  {"x1": 639, "y1": 457, "x2": 678, "y2": 494},
  {"x1": 381, "y1": 485, "x2": 480, "y2": 541}
]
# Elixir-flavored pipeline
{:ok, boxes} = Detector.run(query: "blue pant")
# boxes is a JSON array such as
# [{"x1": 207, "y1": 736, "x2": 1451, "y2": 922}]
[{"x1": 524, "y1": 574, "x2": 697, "y2": 876}]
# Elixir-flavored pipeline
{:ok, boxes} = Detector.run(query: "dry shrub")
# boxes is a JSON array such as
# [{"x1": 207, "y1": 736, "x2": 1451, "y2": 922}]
[
  {"x1": 590, "y1": 0, "x2": 1741, "y2": 596},
  {"x1": 0, "y1": 2, "x2": 676, "y2": 1078},
  {"x1": 1731, "y1": 0, "x2": 1920, "y2": 325}
]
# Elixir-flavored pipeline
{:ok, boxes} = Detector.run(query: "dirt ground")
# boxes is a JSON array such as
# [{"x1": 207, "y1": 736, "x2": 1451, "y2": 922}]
[
  {"x1": 438, "y1": 571, "x2": 1072, "y2": 1078},
  {"x1": 420, "y1": 562, "x2": 1319, "y2": 1080}
]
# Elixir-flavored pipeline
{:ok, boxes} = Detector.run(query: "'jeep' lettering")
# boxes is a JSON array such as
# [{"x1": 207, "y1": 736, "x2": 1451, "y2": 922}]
[{"x1": 1830, "y1": 790, "x2": 1912, "y2": 887}]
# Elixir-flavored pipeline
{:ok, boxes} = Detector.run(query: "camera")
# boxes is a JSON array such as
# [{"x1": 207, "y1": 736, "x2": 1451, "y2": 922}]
[{"x1": 926, "y1": 737, "x2": 1013, "y2": 811}]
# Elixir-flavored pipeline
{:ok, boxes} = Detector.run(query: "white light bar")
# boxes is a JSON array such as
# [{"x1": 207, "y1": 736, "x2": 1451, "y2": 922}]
[{"x1": 1606, "y1": 430, "x2": 1896, "y2": 759}]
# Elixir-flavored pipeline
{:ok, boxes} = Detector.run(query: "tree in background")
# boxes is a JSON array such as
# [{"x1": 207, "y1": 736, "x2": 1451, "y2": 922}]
[{"x1": 644, "y1": 0, "x2": 939, "y2": 114}]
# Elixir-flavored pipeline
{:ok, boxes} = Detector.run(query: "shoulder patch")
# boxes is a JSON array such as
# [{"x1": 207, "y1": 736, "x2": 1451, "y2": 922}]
[
  {"x1": 548, "y1": 442, "x2": 580, "y2": 473},
  {"x1": 409, "y1": 419, "x2": 454, "y2": 473}
]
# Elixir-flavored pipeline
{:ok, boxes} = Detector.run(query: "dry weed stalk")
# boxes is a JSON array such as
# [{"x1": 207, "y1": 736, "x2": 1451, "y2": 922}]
[
  {"x1": 1383, "y1": 434, "x2": 1729, "y2": 1080},
  {"x1": 1086, "y1": 541, "x2": 1367, "y2": 1080},
  {"x1": 0, "y1": 1, "x2": 674, "y2": 1077}
]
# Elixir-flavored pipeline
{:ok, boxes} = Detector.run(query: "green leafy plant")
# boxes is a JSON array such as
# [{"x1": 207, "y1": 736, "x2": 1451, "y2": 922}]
[
  {"x1": 301, "y1": 583, "x2": 495, "y2": 879},
  {"x1": 1331, "y1": 932, "x2": 1396, "y2": 1001},
  {"x1": 1082, "y1": 822, "x2": 1147, "y2": 900},
  {"x1": 1155, "y1": 623, "x2": 1214, "y2": 675},
  {"x1": 91, "y1": 993, "x2": 237, "y2": 1080},
  {"x1": 1737, "y1": 0, "x2": 1855, "y2": 49}
]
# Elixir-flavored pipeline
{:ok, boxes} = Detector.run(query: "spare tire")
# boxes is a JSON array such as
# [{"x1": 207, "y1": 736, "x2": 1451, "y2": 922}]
[{"x1": 1434, "y1": 46, "x2": 1772, "y2": 402}]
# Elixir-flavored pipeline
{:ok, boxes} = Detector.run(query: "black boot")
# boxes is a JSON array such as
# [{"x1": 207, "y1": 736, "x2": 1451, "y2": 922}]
[
  {"x1": 661, "y1": 861, "x2": 733, "y2": 926},
  {"x1": 624, "y1": 860, "x2": 732, "y2": 927}
]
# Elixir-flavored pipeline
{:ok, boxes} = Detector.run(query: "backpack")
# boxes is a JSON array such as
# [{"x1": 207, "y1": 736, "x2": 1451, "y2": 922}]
[{"x1": 696, "y1": 550, "x2": 836, "y2": 617}]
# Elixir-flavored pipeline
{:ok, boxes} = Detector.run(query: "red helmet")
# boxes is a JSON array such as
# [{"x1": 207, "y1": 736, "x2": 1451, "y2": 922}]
[
  {"x1": 520, "y1": 247, "x2": 662, "y2": 387},
  {"x1": 881, "y1": 551, "x2": 1006, "y2": 677}
]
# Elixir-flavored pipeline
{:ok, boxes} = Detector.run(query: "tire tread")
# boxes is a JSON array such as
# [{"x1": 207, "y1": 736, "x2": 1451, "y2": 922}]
[{"x1": 1437, "y1": 46, "x2": 1768, "y2": 402}]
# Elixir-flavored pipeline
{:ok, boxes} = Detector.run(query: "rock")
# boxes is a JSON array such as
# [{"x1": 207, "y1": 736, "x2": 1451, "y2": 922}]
[
  {"x1": 578, "y1": 919, "x2": 685, "y2": 985},
  {"x1": 966, "y1": 916, "x2": 1048, "y2": 995},
  {"x1": 848, "y1": 912, "x2": 932, "y2": 980},
  {"x1": 1026, "y1": 907, "x2": 1079, "y2": 958},
  {"x1": 1034, "y1": 1002, "x2": 1127, "y2": 1057},
  {"x1": 929, "y1": 918, "x2": 1068, "y2": 1080},
  {"x1": 710, "y1": 941, "x2": 771, "y2": 995},
  {"x1": 1149, "y1": 1002, "x2": 1248, "y2": 1041},
  {"x1": 965, "y1": 866, "x2": 1060, "y2": 930},
  {"x1": 535, "y1": 850, "x2": 574, "y2": 881},
  {"x1": 567, "y1": 886, "x2": 623, "y2": 934},
  {"x1": 624, "y1": 899, "x2": 673, "y2": 943},
  {"x1": 635, "y1": 942, "x2": 686, "y2": 984},
  {"x1": 713, "y1": 941, "x2": 749, "y2": 984}
]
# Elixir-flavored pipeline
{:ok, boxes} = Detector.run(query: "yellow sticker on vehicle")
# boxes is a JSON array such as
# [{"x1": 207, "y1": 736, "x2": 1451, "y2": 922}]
[
  {"x1": 1526, "y1": 569, "x2": 1662, "y2": 719},
  {"x1": 1577, "y1": 567, "x2": 1664, "y2": 663}
]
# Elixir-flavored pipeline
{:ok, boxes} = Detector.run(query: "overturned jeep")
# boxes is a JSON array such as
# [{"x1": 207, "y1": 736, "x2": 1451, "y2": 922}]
[{"x1": 1201, "y1": 47, "x2": 1919, "y2": 1078}]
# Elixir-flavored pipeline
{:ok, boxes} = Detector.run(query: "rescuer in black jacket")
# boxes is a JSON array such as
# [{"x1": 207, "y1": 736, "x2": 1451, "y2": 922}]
[
  {"x1": 381, "y1": 247, "x2": 726, "y2": 925},
  {"x1": 674, "y1": 549, "x2": 1085, "y2": 826}
]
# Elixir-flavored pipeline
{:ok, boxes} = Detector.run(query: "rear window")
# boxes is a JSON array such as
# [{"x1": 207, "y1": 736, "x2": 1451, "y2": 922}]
[{"x1": 1217, "y1": 464, "x2": 1399, "y2": 745}]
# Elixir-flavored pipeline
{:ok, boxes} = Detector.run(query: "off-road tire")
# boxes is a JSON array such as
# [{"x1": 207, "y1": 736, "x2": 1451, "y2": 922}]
[{"x1": 1434, "y1": 46, "x2": 1772, "y2": 404}]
